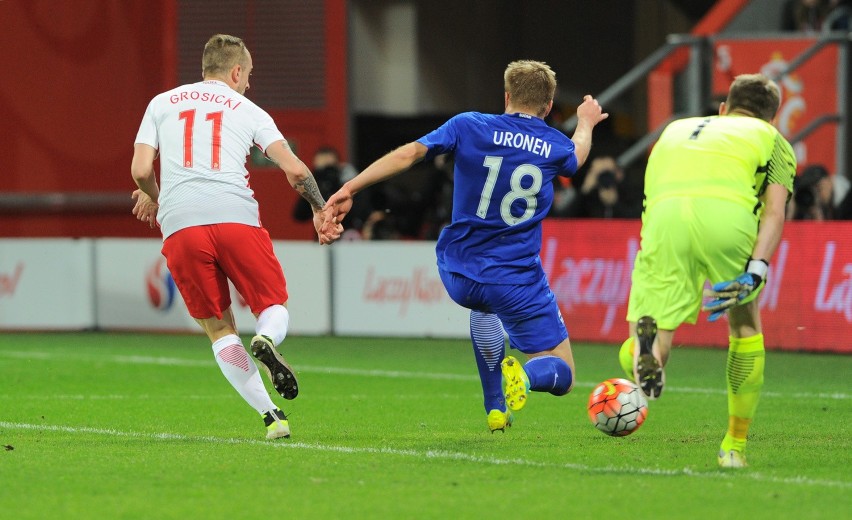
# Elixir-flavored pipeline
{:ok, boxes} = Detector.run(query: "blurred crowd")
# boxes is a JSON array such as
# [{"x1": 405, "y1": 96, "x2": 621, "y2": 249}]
[
  {"x1": 300, "y1": 110, "x2": 850, "y2": 240},
  {"x1": 788, "y1": 163, "x2": 852, "y2": 220},
  {"x1": 782, "y1": 0, "x2": 851, "y2": 32},
  {"x1": 290, "y1": 0, "x2": 852, "y2": 240},
  {"x1": 293, "y1": 147, "x2": 455, "y2": 241},
  {"x1": 296, "y1": 146, "x2": 851, "y2": 240}
]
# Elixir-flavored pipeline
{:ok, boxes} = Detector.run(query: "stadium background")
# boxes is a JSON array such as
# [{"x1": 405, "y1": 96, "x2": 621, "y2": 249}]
[{"x1": 0, "y1": 0, "x2": 849, "y2": 353}]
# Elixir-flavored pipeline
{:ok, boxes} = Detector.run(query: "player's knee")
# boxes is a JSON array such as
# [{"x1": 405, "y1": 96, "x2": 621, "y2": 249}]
[
  {"x1": 551, "y1": 381, "x2": 573, "y2": 396},
  {"x1": 549, "y1": 357, "x2": 573, "y2": 396},
  {"x1": 525, "y1": 355, "x2": 573, "y2": 395}
]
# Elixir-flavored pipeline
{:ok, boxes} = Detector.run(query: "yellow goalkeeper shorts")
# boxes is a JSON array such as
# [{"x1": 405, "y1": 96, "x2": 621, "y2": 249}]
[{"x1": 626, "y1": 196, "x2": 762, "y2": 329}]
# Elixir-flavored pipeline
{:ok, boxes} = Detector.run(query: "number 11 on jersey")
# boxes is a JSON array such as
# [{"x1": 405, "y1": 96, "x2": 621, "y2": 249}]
[{"x1": 178, "y1": 109, "x2": 223, "y2": 170}]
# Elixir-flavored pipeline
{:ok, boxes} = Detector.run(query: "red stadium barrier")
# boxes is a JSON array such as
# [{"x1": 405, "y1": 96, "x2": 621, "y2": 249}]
[{"x1": 542, "y1": 220, "x2": 852, "y2": 353}]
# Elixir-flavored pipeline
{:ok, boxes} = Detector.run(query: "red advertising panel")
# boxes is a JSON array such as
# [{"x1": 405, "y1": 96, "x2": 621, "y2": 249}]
[
  {"x1": 542, "y1": 220, "x2": 852, "y2": 354},
  {"x1": 712, "y1": 38, "x2": 839, "y2": 174}
]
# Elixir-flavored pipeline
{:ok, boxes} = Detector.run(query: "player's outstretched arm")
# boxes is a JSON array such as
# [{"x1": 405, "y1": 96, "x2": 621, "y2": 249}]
[
  {"x1": 571, "y1": 95, "x2": 609, "y2": 169},
  {"x1": 345, "y1": 142, "x2": 428, "y2": 196},
  {"x1": 320, "y1": 142, "x2": 428, "y2": 235}
]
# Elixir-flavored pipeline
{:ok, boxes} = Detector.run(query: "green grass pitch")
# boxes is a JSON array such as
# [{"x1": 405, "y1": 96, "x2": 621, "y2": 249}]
[{"x1": 1, "y1": 332, "x2": 850, "y2": 519}]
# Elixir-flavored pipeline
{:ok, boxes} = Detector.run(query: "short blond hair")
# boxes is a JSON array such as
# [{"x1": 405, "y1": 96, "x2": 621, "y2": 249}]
[
  {"x1": 504, "y1": 60, "x2": 556, "y2": 117},
  {"x1": 202, "y1": 34, "x2": 248, "y2": 79},
  {"x1": 726, "y1": 74, "x2": 781, "y2": 122}
]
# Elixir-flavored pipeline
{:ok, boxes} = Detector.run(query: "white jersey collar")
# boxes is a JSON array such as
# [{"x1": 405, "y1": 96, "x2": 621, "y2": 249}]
[{"x1": 202, "y1": 80, "x2": 229, "y2": 88}]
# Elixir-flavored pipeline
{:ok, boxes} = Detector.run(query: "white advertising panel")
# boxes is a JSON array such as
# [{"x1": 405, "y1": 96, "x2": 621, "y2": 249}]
[
  {"x1": 94, "y1": 239, "x2": 330, "y2": 335},
  {"x1": 332, "y1": 242, "x2": 468, "y2": 338},
  {"x1": 0, "y1": 239, "x2": 95, "y2": 329},
  {"x1": 276, "y1": 241, "x2": 331, "y2": 335},
  {"x1": 95, "y1": 239, "x2": 195, "y2": 331},
  {"x1": 229, "y1": 241, "x2": 331, "y2": 335}
]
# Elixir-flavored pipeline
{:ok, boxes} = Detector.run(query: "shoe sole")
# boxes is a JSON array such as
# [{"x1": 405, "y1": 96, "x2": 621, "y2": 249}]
[
  {"x1": 501, "y1": 357, "x2": 528, "y2": 411},
  {"x1": 251, "y1": 337, "x2": 299, "y2": 400},
  {"x1": 718, "y1": 450, "x2": 747, "y2": 468},
  {"x1": 633, "y1": 316, "x2": 664, "y2": 400},
  {"x1": 266, "y1": 421, "x2": 291, "y2": 440}
]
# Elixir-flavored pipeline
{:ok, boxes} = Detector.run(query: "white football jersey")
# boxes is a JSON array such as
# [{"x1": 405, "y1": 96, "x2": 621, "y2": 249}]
[{"x1": 135, "y1": 80, "x2": 285, "y2": 238}]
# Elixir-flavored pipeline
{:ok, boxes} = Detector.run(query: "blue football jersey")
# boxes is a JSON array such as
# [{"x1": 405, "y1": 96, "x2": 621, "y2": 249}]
[{"x1": 417, "y1": 111, "x2": 579, "y2": 284}]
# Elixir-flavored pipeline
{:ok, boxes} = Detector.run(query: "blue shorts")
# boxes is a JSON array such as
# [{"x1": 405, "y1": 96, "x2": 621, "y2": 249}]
[{"x1": 439, "y1": 268, "x2": 568, "y2": 354}]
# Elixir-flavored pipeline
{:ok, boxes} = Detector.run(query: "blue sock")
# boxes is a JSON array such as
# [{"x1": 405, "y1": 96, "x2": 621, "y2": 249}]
[
  {"x1": 524, "y1": 355, "x2": 573, "y2": 396},
  {"x1": 470, "y1": 311, "x2": 506, "y2": 412}
]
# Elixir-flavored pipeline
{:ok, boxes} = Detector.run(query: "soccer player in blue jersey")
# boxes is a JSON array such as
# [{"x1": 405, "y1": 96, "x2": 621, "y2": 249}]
[{"x1": 322, "y1": 60, "x2": 608, "y2": 432}]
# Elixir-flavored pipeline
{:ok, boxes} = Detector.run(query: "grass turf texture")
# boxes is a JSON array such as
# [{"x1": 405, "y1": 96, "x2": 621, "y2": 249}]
[{"x1": 0, "y1": 333, "x2": 849, "y2": 519}]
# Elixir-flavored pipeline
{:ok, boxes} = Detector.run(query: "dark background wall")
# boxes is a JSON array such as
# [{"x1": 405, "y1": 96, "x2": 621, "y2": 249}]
[
  {"x1": 350, "y1": 0, "x2": 709, "y2": 169},
  {"x1": 0, "y1": 0, "x2": 733, "y2": 239}
]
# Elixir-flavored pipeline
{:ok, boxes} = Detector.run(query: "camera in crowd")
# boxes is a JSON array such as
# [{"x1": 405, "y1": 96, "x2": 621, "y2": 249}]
[
  {"x1": 596, "y1": 169, "x2": 618, "y2": 189},
  {"x1": 792, "y1": 164, "x2": 832, "y2": 220}
]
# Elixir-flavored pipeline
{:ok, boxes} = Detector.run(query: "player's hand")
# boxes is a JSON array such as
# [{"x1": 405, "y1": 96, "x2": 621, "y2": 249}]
[
  {"x1": 321, "y1": 186, "x2": 354, "y2": 237},
  {"x1": 131, "y1": 189, "x2": 159, "y2": 229},
  {"x1": 703, "y1": 270, "x2": 767, "y2": 322},
  {"x1": 313, "y1": 207, "x2": 342, "y2": 245},
  {"x1": 576, "y1": 95, "x2": 609, "y2": 128}
]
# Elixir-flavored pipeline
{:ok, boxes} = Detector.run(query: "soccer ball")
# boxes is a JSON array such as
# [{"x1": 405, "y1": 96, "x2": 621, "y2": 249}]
[{"x1": 587, "y1": 378, "x2": 649, "y2": 437}]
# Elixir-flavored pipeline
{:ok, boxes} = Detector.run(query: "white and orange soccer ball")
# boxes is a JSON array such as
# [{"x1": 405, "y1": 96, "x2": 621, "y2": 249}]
[{"x1": 587, "y1": 378, "x2": 649, "y2": 437}]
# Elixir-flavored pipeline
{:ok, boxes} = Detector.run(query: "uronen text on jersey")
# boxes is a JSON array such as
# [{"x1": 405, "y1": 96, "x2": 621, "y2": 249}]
[{"x1": 492, "y1": 131, "x2": 552, "y2": 158}]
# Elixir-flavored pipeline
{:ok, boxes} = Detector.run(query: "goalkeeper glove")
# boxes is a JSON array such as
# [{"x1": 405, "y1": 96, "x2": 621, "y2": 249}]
[{"x1": 702, "y1": 258, "x2": 769, "y2": 322}]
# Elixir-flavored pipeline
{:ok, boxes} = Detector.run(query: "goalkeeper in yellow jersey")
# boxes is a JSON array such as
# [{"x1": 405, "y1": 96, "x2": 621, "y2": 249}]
[{"x1": 620, "y1": 74, "x2": 796, "y2": 468}]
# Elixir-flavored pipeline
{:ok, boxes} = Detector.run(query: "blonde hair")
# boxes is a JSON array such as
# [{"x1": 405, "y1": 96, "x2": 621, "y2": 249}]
[
  {"x1": 726, "y1": 74, "x2": 781, "y2": 122},
  {"x1": 504, "y1": 60, "x2": 556, "y2": 116},
  {"x1": 202, "y1": 34, "x2": 248, "y2": 79}
]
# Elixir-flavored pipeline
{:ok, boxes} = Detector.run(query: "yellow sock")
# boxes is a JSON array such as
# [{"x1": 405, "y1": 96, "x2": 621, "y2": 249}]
[
  {"x1": 721, "y1": 418, "x2": 750, "y2": 452},
  {"x1": 723, "y1": 334, "x2": 765, "y2": 452},
  {"x1": 618, "y1": 337, "x2": 635, "y2": 380}
]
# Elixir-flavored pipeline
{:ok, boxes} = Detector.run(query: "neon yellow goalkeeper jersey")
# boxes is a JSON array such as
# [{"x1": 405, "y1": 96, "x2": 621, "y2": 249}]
[{"x1": 644, "y1": 114, "x2": 796, "y2": 213}]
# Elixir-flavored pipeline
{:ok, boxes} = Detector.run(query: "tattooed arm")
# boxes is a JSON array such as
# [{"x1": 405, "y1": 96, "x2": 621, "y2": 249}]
[
  {"x1": 266, "y1": 140, "x2": 324, "y2": 208},
  {"x1": 265, "y1": 140, "x2": 341, "y2": 244}
]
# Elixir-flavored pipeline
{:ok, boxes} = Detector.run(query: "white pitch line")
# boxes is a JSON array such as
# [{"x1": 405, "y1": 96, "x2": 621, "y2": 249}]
[
  {"x1": 0, "y1": 393, "x2": 468, "y2": 401},
  {"x1": 1, "y1": 421, "x2": 849, "y2": 489},
  {"x1": 0, "y1": 394, "x2": 228, "y2": 401},
  {"x1": 1, "y1": 350, "x2": 850, "y2": 400}
]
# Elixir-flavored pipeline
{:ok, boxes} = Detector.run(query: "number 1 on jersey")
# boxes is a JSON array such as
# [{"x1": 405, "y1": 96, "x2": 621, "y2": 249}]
[
  {"x1": 178, "y1": 109, "x2": 223, "y2": 170},
  {"x1": 477, "y1": 156, "x2": 503, "y2": 218}
]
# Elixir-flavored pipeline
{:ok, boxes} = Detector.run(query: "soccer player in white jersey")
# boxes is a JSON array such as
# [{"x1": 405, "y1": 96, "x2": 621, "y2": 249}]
[
  {"x1": 131, "y1": 34, "x2": 340, "y2": 439},
  {"x1": 322, "y1": 61, "x2": 607, "y2": 432}
]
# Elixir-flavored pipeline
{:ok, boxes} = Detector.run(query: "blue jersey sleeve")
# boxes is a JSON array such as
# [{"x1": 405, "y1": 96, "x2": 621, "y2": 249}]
[{"x1": 417, "y1": 114, "x2": 464, "y2": 158}]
